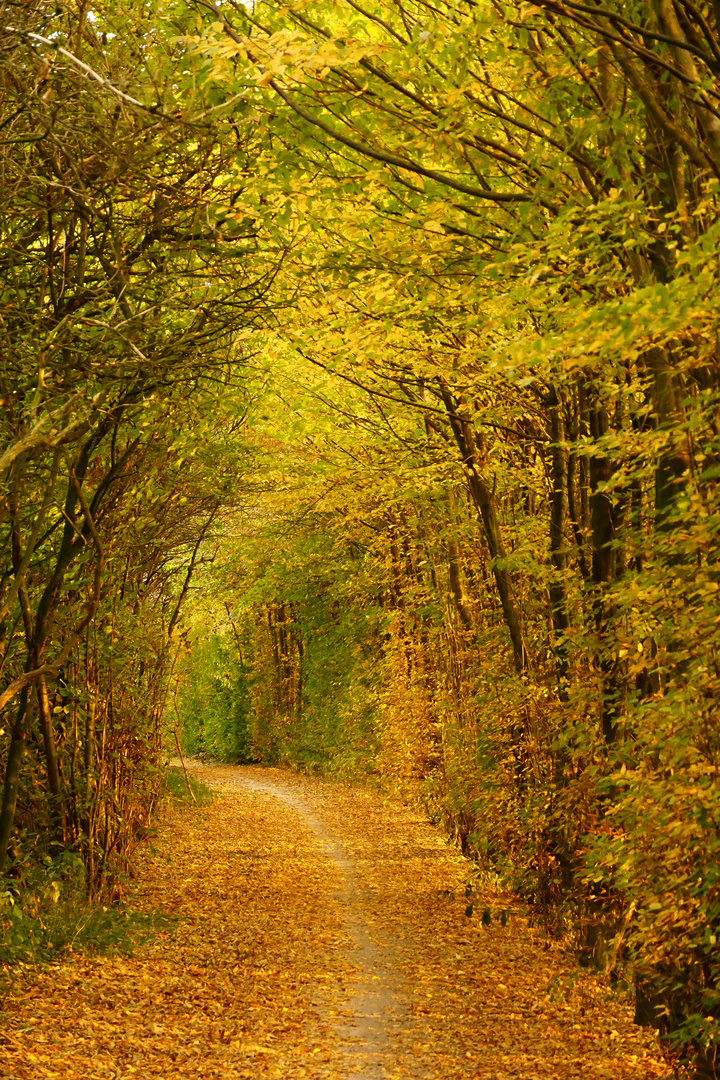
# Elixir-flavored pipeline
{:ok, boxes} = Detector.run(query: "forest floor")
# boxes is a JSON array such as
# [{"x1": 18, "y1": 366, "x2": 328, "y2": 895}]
[{"x1": 1, "y1": 763, "x2": 674, "y2": 1080}]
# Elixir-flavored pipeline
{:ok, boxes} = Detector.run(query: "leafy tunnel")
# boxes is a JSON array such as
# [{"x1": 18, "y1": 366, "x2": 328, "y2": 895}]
[{"x1": 2, "y1": 0, "x2": 720, "y2": 1073}]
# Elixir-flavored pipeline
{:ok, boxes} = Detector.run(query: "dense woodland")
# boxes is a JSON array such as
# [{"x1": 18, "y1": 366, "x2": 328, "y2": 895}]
[{"x1": 2, "y1": 0, "x2": 720, "y2": 1073}]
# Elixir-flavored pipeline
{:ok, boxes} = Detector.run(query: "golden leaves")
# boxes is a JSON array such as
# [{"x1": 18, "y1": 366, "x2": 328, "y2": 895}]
[{"x1": 2, "y1": 764, "x2": 669, "y2": 1080}]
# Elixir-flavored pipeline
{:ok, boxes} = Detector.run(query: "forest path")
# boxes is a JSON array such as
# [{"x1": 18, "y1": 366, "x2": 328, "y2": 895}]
[{"x1": 1, "y1": 764, "x2": 669, "y2": 1080}]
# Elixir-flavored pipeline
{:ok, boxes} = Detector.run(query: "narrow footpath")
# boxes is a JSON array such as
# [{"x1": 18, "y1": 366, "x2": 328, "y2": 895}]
[{"x1": 1, "y1": 765, "x2": 671, "y2": 1080}]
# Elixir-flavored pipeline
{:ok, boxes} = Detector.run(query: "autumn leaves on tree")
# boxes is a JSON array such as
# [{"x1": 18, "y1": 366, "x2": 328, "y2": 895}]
[{"x1": 2, "y1": 0, "x2": 720, "y2": 1075}]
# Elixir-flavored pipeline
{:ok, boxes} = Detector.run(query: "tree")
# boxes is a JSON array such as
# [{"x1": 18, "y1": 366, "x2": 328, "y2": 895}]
[{"x1": 0, "y1": 0, "x2": 274, "y2": 886}]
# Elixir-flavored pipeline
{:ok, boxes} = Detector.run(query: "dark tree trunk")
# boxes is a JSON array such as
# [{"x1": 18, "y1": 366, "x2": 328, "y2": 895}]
[
  {"x1": 548, "y1": 387, "x2": 571, "y2": 693},
  {"x1": 0, "y1": 687, "x2": 30, "y2": 874},
  {"x1": 438, "y1": 380, "x2": 526, "y2": 674}
]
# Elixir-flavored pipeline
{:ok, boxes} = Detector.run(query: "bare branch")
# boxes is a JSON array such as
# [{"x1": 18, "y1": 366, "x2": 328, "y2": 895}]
[{"x1": 3, "y1": 27, "x2": 158, "y2": 113}]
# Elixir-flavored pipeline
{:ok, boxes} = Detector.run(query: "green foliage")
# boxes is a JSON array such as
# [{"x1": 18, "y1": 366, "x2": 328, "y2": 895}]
[
  {"x1": 177, "y1": 636, "x2": 254, "y2": 763},
  {"x1": 0, "y1": 0, "x2": 272, "y2": 898},
  {"x1": 0, "y1": 853, "x2": 165, "y2": 976}
]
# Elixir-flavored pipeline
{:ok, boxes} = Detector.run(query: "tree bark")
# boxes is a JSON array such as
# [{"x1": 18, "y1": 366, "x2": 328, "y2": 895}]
[
  {"x1": 438, "y1": 380, "x2": 526, "y2": 673},
  {"x1": 0, "y1": 688, "x2": 29, "y2": 874},
  {"x1": 586, "y1": 396, "x2": 623, "y2": 746},
  {"x1": 548, "y1": 387, "x2": 570, "y2": 693},
  {"x1": 445, "y1": 488, "x2": 476, "y2": 633},
  {"x1": 36, "y1": 672, "x2": 66, "y2": 842}
]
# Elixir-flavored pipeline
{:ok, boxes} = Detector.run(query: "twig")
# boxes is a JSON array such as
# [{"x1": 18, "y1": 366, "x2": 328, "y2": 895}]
[{"x1": 3, "y1": 27, "x2": 161, "y2": 113}]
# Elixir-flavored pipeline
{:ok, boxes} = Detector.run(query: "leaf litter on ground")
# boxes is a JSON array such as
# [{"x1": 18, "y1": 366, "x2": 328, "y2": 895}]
[{"x1": 0, "y1": 764, "x2": 672, "y2": 1079}]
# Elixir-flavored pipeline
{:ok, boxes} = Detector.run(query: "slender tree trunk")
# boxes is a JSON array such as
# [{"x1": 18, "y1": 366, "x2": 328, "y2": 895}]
[
  {"x1": 293, "y1": 610, "x2": 305, "y2": 722},
  {"x1": 586, "y1": 394, "x2": 623, "y2": 746},
  {"x1": 37, "y1": 673, "x2": 64, "y2": 808},
  {"x1": 649, "y1": 345, "x2": 689, "y2": 529},
  {"x1": 567, "y1": 386, "x2": 590, "y2": 580},
  {"x1": 224, "y1": 602, "x2": 245, "y2": 666},
  {"x1": 548, "y1": 388, "x2": 571, "y2": 693},
  {"x1": 81, "y1": 686, "x2": 97, "y2": 871},
  {"x1": 445, "y1": 488, "x2": 476, "y2": 633},
  {"x1": 438, "y1": 380, "x2": 526, "y2": 673},
  {"x1": 267, "y1": 606, "x2": 282, "y2": 709},
  {"x1": 276, "y1": 602, "x2": 293, "y2": 713},
  {"x1": 0, "y1": 687, "x2": 29, "y2": 874}
]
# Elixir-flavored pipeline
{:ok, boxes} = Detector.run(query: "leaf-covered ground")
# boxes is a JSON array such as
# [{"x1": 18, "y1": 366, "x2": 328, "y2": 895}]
[{"x1": 1, "y1": 765, "x2": 672, "y2": 1079}]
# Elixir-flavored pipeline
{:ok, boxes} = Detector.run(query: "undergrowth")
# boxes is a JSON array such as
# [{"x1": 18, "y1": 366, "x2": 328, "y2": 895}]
[
  {"x1": 163, "y1": 764, "x2": 215, "y2": 806},
  {"x1": 0, "y1": 851, "x2": 168, "y2": 980},
  {"x1": 0, "y1": 764, "x2": 210, "y2": 978}
]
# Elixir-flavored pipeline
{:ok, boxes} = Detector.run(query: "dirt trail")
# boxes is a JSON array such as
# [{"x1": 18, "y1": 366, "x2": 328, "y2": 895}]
[
  {"x1": 234, "y1": 773, "x2": 404, "y2": 1078},
  {"x1": 1, "y1": 764, "x2": 670, "y2": 1080}
]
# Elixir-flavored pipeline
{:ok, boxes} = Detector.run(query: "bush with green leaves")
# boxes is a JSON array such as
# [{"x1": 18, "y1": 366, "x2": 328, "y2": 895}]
[
  {"x1": 0, "y1": 852, "x2": 165, "y2": 975},
  {"x1": 177, "y1": 635, "x2": 254, "y2": 762}
]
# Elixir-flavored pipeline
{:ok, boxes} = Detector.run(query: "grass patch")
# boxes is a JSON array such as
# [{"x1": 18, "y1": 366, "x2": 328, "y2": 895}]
[{"x1": 163, "y1": 765, "x2": 215, "y2": 806}]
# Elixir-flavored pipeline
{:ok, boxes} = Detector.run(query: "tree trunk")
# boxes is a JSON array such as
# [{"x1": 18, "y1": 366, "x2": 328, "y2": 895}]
[
  {"x1": 548, "y1": 387, "x2": 571, "y2": 693},
  {"x1": 0, "y1": 687, "x2": 29, "y2": 874},
  {"x1": 438, "y1": 380, "x2": 526, "y2": 673},
  {"x1": 37, "y1": 673, "x2": 64, "y2": 805},
  {"x1": 649, "y1": 345, "x2": 689, "y2": 530},
  {"x1": 586, "y1": 395, "x2": 623, "y2": 746},
  {"x1": 445, "y1": 488, "x2": 476, "y2": 633},
  {"x1": 567, "y1": 386, "x2": 590, "y2": 580}
]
